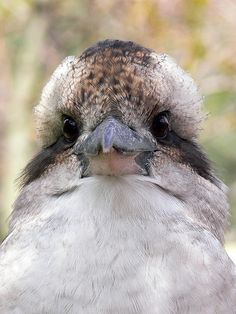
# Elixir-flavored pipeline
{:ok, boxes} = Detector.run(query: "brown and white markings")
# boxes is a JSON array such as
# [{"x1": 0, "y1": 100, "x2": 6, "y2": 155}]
[{"x1": 0, "y1": 40, "x2": 235, "y2": 314}]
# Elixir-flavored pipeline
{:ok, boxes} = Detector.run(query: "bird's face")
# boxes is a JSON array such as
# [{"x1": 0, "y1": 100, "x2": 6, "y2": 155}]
[
  {"x1": 20, "y1": 40, "x2": 228, "y2": 243},
  {"x1": 28, "y1": 40, "x2": 205, "y2": 179},
  {"x1": 68, "y1": 55, "x2": 159, "y2": 177}
]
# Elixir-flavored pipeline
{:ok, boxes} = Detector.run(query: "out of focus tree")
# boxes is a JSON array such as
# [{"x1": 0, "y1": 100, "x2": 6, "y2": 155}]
[{"x1": 0, "y1": 0, "x2": 235, "y2": 240}]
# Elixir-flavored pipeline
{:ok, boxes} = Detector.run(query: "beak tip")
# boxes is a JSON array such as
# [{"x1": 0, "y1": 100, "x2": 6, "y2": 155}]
[{"x1": 102, "y1": 147, "x2": 113, "y2": 154}]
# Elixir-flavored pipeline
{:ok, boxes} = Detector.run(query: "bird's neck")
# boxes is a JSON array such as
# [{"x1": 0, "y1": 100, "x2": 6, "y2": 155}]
[{"x1": 57, "y1": 175, "x2": 186, "y2": 223}]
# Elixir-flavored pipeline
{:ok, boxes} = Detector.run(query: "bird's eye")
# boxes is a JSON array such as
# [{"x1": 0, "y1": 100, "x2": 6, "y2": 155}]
[
  {"x1": 63, "y1": 116, "x2": 79, "y2": 142},
  {"x1": 151, "y1": 112, "x2": 170, "y2": 139}
]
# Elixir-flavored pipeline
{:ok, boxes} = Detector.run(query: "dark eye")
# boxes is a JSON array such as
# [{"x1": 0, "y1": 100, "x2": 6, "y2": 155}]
[
  {"x1": 63, "y1": 116, "x2": 79, "y2": 142},
  {"x1": 151, "y1": 112, "x2": 170, "y2": 139}
]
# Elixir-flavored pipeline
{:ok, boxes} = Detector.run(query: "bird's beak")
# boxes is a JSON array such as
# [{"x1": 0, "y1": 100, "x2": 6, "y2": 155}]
[{"x1": 75, "y1": 117, "x2": 157, "y2": 156}]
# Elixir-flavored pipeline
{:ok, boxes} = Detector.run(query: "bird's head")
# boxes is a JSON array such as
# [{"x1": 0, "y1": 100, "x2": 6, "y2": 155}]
[{"x1": 20, "y1": 40, "x2": 228, "y2": 242}]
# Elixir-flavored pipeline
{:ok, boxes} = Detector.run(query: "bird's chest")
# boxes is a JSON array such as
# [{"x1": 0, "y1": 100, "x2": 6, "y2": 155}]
[
  {"x1": 27, "y1": 179, "x2": 183, "y2": 313},
  {"x1": 4, "y1": 178, "x2": 196, "y2": 313},
  {"x1": 41, "y1": 201, "x2": 167, "y2": 313}
]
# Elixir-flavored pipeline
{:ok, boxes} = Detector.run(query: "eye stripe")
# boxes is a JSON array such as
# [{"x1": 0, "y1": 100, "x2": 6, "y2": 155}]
[
  {"x1": 19, "y1": 138, "x2": 74, "y2": 188},
  {"x1": 161, "y1": 130, "x2": 219, "y2": 186}
]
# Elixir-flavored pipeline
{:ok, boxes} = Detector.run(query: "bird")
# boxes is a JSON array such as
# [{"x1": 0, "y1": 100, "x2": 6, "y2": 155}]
[{"x1": 0, "y1": 39, "x2": 235, "y2": 314}]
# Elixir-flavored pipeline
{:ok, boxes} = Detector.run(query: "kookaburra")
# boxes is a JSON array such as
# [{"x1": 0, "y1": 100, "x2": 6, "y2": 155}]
[{"x1": 0, "y1": 40, "x2": 235, "y2": 314}]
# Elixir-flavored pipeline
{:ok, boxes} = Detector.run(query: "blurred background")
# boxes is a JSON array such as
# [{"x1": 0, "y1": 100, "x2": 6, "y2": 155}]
[{"x1": 0, "y1": 0, "x2": 235, "y2": 259}]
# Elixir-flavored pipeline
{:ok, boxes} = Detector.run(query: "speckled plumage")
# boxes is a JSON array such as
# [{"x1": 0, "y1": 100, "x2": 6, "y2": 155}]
[
  {"x1": 35, "y1": 40, "x2": 203, "y2": 147},
  {"x1": 0, "y1": 40, "x2": 235, "y2": 314}
]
